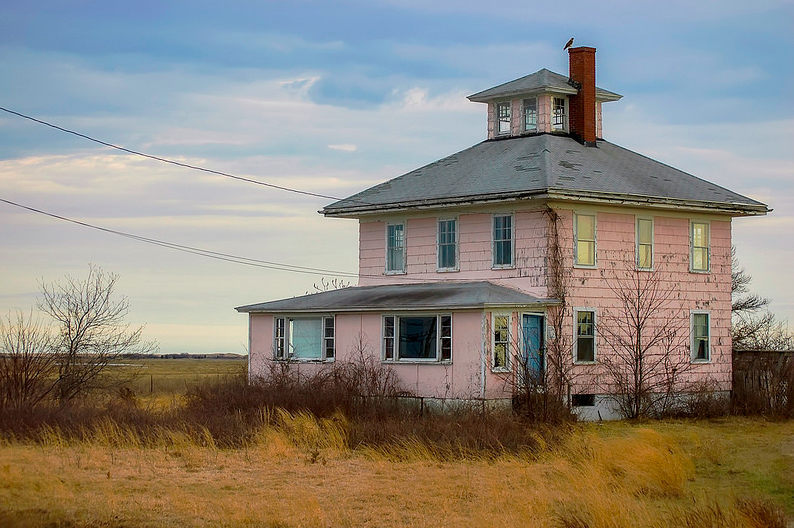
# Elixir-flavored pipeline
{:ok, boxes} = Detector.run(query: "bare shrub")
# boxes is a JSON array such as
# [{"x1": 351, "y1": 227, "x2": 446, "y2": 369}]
[
  {"x1": 597, "y1": 260, "x2": 692, "y2": 419},
  {"x1": 676, "y1": 379, "x2": 730, "y2": 418},
  {"x1": 0, "y1": 310, "x2": 57, "y2": 411},
  {"x1": 732, "y1": 351, "x2": 794, "y2": 417},
  {"x1": 38, "y1": 265, "x2": 157, "y2": 403}
]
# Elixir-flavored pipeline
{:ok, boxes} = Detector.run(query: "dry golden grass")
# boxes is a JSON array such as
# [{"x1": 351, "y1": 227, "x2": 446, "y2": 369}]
[{"x1": 0, "y1": 416, "x2": 791, "y2": 528}]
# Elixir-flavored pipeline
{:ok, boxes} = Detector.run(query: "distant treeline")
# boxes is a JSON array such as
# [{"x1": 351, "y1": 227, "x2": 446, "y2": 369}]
[{"x1": 120, "y1": 353, "x2": 247, "y2": 360}]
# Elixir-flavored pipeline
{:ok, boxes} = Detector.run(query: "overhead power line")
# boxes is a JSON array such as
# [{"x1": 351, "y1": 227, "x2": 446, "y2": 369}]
[
  {"x1": 0, "y1": 197, "x2": 470, "y2": 283},
  {"x1": 0, "y1": 105, "x2": 362, "y2": 203}
]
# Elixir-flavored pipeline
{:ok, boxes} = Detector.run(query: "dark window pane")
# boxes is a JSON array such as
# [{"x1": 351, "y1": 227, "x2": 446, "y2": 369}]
[
  {"x1": 577, "y1": 337, "x2": 594, "y2": 362},
  {"x1": 399, "y1": 317, "x2": 438, "y2": 359}
]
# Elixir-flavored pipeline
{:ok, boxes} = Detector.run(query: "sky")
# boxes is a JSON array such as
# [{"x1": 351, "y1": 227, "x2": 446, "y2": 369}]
[{"x1": 1, "y1": 0, "x2": 793, "y2": 354}]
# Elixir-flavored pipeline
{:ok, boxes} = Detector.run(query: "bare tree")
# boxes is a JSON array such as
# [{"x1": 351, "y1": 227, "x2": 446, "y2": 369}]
[
  {"x1": 38, "y1": 265, "x2": 157, "y2": 402},
  {"x1": 731, "y1": 247, "x2": 793, "y2": 351},
  {"x1": 0, "y1": 311, "x2": 58, "y2": 410},
  {"x1": 597, "y1": 263, "x2": 691, "y2": 419}
]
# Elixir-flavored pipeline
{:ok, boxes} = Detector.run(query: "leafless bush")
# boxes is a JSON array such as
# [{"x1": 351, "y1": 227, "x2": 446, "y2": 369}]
[
  {"x1": 597, "y1": 261, "x2": 692, "y2": 419},
  {"x1": 732, "y1": 351, "x2": 794, "y2": 417},
  {"x1": 0, "y1": 311, "x2": 58, "y2": 411},
  {"x1": 39, "y1": 265, "x2": 157, "y2": 403}
]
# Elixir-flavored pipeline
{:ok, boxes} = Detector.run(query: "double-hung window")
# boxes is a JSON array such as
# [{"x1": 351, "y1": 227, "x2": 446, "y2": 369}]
[
  {"x1": 383, "y1": 314, "x2": 452, "y2": 362},
  {"x1": 552, "y1": 97, "x2": 567, "y2": 131},
  {"x1": 273, "y1": 316, "x2": 335, "y2": 361},
  {"x1": 636, "y1": 217, "x2": 654, "y2": 270},
  {"x1": 437, "y1": 219, "x2": 457, "y2": 270},
  {"x1": 523, "y1": 98, "x2": 537, "y2": 132},
  {"x1": 497, "y1": 102, "x2": 511, "y2": 135},
  {"x1": 575, "y1": 310, "x2": 596, "y2": 363},
  {"x1": 574, "y1": 213, "x2": 596, "y2": 267},
  {"x1": 691, "y1": 312, "x2": 710, "y2": 362},
  {"x1": 493, "y1": 214, "x2": 513, "y2": 268},
  {"x1": 492, "y1": 314, "x2": 510, "y2": 370},
  {"x1": 386, "y1": 223, "x2": 405, "y2": 273},
  {"x1": 690, "y1": 221, "x2": 710, "y2": 272}
]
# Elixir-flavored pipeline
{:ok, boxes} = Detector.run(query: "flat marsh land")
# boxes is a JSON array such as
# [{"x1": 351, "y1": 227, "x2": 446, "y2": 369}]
[{"x1": 0, "y1": 358, "x2": 792, "y2": 527}]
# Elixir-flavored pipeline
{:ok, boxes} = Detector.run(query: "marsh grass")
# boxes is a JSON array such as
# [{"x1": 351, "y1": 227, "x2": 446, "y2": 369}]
[{"x1": 0, "y1": 362, "x2": 791, "y2": 527}]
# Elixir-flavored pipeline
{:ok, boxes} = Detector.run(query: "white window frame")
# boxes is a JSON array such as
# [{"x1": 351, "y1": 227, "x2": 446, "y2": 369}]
[
  {"x1": 385, "y1": 221, "x2": 406, "y2": 274},
  {"x1": 573, "y1": 212, "x2": 597, "y2": 268},
  {"x1": 636, "y1": 216, "x2": 654, "y2": 271},
  {"x1": 382, "y1": 314, "x2": 452, "y2": 363},
  {"x1": 690, "y1": 220, "x2": 711, "y2": 273},
  {"x1": 496, "y1": 101, "x2": 512, "y2": 136},
  {"x1": 552, "y1": 96, "x2": 568, "y2": 132},
  {"x1": 523, "y1": 97, "x2": 538, "y2": 132},
  {"x1": 690, "y1": 310, "x2": 711, "y2": 363},
  {"x1": 491, "y1": 312, "x2": 512, "y2": 372},
  {"x1": 436, "y1": 217, "x2": 459, "y2": 272},
  {"x1": 491, "y1": 213, "x2": 515, "y2": 269},
  {"x1": 273, "y1": 315, "x2": 335, "y2": 362},
  {"x1": 573, "y1": 308, "x2": 597, "y2": 364}
]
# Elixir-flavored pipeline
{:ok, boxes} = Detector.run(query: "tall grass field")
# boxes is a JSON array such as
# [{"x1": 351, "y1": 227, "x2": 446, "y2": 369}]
[{"x1": 0, "y1": 357, "x2": 791, "y2": 528}]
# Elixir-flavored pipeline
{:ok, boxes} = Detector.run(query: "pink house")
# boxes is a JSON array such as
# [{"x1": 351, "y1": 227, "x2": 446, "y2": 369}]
[{"x1": 237, "y1": 46, "x2": 768, "y2": 419}]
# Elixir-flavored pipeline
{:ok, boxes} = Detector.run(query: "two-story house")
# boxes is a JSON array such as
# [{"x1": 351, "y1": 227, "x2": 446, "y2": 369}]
[{"x1": 237, "y1": 46, "x2": 768, "y2": 419}]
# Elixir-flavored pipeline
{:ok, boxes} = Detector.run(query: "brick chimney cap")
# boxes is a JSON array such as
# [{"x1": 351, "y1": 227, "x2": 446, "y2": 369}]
[{"x1": 568, "y1": 46, "x2": 596, "y2": 53}]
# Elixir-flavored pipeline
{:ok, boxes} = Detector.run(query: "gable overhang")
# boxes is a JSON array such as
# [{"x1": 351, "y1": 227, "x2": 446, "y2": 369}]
[
  {"x1": 238, "y1": 300, "x2": 559, "y2": 315},
  {"x1": 321, "y1": 189, "x2": 768, "y2": 219},
  {"x1": 468, "y1": 89, "x2": 622, "y2": 104}
]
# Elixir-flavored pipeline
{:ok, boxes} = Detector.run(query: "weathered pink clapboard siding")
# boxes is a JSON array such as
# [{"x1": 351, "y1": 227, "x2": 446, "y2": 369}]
[
  {"x1": 249, "y1": 311, "x2": 494, "y2": 399},
  {"x1": 358, "y1": 210, "x2": 549, "y2": 297},
  {"x1": 487, "y1": 95, "x2": 554, "y2": 139},
  {"x1": 553, "y1": 209, "x2": 733, "y2": 391}
]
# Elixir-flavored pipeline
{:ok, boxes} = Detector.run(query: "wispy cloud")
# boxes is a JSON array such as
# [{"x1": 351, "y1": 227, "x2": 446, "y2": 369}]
[{"x1": 328, "y1": 144, "x2": 357, "y2": 152}]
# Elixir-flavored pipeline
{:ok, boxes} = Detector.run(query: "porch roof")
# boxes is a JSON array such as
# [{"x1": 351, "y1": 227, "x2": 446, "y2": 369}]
[{"x1": 235, "y1": 281, "x2": 557, "y2": 314}]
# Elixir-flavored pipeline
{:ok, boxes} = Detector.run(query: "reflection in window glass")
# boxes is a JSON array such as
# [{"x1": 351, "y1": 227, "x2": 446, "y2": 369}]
[
  {"x1": 691, "y1": 222, "x2": 709, "y2": 272},
  {"x1": 575, "y1": 214, "x2": 596, "y2": 266},
  {"x1": 576, "y1": 311, "x2": 595, "y2": 362},
  {"x1": 493, "y1": 315, "x2": 509, "y2": 369},
  {"x1": 497, "y1": 102, "x2": 511, "y2": 135},
  {"x1": 493, "y1": 215, "x2": 513, "y2": 267},
  {"x1": 692, "y1": 313, "x2": 710, "y2": 361},
  {"x1": 637, "y1": 218, "x2": 653, "y2": 269},
  {"x1": 386, "y1": 224, "x2": 405, "y2": 272},
  {"x1": 438, "y1": 219, "x2": 457, "y2": 269}
]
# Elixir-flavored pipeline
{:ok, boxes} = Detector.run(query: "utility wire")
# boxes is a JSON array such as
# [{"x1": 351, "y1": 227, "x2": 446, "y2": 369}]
[
  {"x1": 0, "y1": 197, "x2": 472, "y2": 283},
  {"x1": 0, "y1": 105, "x2": 369, "y2": 204}
]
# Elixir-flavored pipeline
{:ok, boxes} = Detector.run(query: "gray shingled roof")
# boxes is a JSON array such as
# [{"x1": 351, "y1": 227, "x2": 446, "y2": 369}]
[
  {"x1": 467, "y1": 68, "x2": 622, "y2": 102},
  {"x1": 236, "y1": 281, "x2": 555, "y2": 313},
  {"x1": 322, "y1": 134, "x2": 767, "y2": 216}
]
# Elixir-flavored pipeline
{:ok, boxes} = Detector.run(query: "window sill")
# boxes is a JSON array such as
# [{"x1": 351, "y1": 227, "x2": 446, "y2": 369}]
[
  {"x1": 383, "y1": 360, "x2": 452, "y2": 365},
  {"x1": 573, "y1": 264, "x2": 597, "y2": 270},
  {"x1": 384, "y1": 270, "x2": 407, "y2": 275},
  {"x1": 689, "y1": 269, "x2": 711, "y2": 274},
  {"x1": 491, "y1": 367, "x2": 511, "y2": 373},
  {"x1": 436, "y1": 267, "x2": 459, "y2": 273},
  {"x1": 275, "y1": 358, "x2": 335, "y2": 364},
  {"x1": 691, "y1": 358, "x2": 711, "y2": 364},
  {"x1": 573, "y1": 360, "x2": 597, "y2": 366},
  {"x1": 491, "y1": 265, "x2": 515, "y2": 270},
  {"x1": 636, "y1": 267, "x2": 654, "y2": 272}
]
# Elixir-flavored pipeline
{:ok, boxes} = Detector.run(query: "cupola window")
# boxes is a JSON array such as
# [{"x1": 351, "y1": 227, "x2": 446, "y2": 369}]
[{"x1": 497, "y1": 102, "x2": 511, "y2": 135}]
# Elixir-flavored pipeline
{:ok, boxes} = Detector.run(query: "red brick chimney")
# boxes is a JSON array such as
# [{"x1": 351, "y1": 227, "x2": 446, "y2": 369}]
[{"x1": 568, "y1": 46, "x2": 597, "y2": 146}]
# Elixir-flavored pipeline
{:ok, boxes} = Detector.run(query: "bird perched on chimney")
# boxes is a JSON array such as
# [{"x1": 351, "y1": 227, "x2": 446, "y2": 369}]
[{"x1": 564, "y1": 37, "x2": 574, "y2": 50}]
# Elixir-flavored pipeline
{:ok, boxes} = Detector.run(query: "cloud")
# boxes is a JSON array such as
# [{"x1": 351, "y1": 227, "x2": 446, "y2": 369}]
[{"x1": 328, "y1": 144, "x2": 357, "y2": 152}]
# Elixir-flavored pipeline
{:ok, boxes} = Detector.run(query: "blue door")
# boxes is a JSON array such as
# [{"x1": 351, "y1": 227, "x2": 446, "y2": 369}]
[{"x1": 522, "y1": 314, "x2": 544, "y2": 383}]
